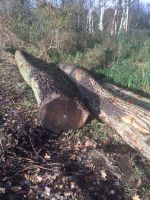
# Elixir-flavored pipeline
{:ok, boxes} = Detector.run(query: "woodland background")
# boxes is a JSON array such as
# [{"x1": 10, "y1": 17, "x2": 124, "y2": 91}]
[
  {"x1": 0, "y1": 1, "x2": 150, "y2": 200},
  {"x1": 0, "y1": 0, "x2": 150, "y2": 95}
]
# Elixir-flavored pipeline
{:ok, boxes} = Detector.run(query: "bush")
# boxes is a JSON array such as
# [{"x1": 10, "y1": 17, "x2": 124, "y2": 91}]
[{"x1": 80, "y1": 47, "x2": 112, "y2": 69}]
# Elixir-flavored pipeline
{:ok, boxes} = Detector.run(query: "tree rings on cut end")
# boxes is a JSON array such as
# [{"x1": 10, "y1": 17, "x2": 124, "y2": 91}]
[{"x1": 40, "y1": 96, "x2": 89, "y2": 133}]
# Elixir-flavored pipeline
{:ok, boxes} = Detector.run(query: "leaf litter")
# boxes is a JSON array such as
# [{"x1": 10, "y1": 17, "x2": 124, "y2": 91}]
[{"x1": 0, "y1": 51, "x2": 150, "y2": 200}]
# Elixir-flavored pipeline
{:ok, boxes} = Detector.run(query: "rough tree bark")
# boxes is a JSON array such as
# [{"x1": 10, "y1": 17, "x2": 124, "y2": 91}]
[
  {"x1": 15, "y1": 51, "x2": 89, "y2": 133},
  {"x1": 59, "y1": 63, "x2": 150, "y2": 161},
  {"x1": 102, "y1": 82, "x2": 150, "y2": 110}
]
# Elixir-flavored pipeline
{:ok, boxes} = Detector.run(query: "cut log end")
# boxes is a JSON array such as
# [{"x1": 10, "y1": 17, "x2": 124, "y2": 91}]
[{"x1": 40, "y1": 96, "x2": 89, "y2": 133}]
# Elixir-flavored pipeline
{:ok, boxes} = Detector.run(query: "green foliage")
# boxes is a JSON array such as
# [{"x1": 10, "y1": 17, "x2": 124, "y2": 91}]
[
  {"x1": 6, "y1": 3, "x2": 87, "y2": 57},
  {"x1": 140, "y1": 187, "x2": 150, "y2": 198},
  {"x1": 98, "y1": 59, "x2": 150, "y2": 94},
  {"x1": 2, "y1": 1, "x2": 150, "y2": 95},
  {"x1": 66, "y1": 119, "x2": 108, "y2": 141},
  {"x1": 89, "y1": 120, "x2": 107, "y2": 140},
  {"x1": 93, "y1": 31, "x2": 150, "y2": 95},
  {"x1": 80, "y1": 47, "x2": 112, "y2": 69},
  {"x1": 18, "y1": 83, "x2": 36, "y2": 108}
]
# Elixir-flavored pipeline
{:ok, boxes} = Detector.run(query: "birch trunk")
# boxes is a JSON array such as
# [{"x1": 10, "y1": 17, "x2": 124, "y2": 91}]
[
  {"x1": 99, "y1": 0, "x2": 105, "y2": 31},
  {"x1": 118, "y1": 0, "x2": 126, "y2": 33},
  {"x1": 86, "y1": 0, "x2": 94, "y2": 33},
  {"x1": 111, "y1": 1, "x2": 118, "y2": 35},
  {"x1": 119, "y1": 0, "x2": 131, "y2": 33},
  {"x1": 125, "y1": 1, "x2": 129, "y2": 32}
]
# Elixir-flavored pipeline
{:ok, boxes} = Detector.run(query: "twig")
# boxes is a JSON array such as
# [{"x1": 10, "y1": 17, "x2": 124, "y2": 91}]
[
  {"x1": 19, "y1": 164, "x2": 60, "y2": 173},
  {"x1": 88, "y1": 149, "x2": 122, "y2": 179},
  {"x1": 8, "y1": 155, "x2": 61, "y2": 166},
  {"x1": 28, "y1": 133, "x2": 41, "y2": 157}
]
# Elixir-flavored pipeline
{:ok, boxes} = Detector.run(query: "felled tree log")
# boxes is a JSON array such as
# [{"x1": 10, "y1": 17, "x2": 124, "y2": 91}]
[
  {"x1": 15, "y1": 51, "x2": 89, "y2": 133},
  {"x1": 59, "y1": 63, "x2": 150, "y2": 161},
  {"x1": 102, "y1": 82, "x2": 150, "y2": 110}
]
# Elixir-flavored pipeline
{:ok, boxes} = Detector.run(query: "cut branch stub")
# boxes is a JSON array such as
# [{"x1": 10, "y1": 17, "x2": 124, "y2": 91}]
[
  {"x1": 15, "y1": 51, "x2": 89, "y2": 133},
  {"x1": 59, "y1": 63, "x2": 150, "y2": 161}
]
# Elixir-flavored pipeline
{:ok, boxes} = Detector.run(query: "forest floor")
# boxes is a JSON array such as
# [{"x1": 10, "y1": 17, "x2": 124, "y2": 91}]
[{"x1": 0, "y1": 50, "x2": 150, "y2": 200}]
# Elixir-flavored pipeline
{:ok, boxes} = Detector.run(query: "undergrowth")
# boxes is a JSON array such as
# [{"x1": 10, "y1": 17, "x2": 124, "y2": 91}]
[{"x1": 77, "y1": 31, "x2": 150, "y2": 95}]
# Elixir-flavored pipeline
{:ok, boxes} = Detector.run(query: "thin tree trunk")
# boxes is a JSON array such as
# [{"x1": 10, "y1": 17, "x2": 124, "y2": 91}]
[
  {"x1": 111, "y1": 4, "x2": 118, "y2": 35},
  {"x1": 87, "y1": 0, "x2": 94, "y2": 33},
  {"x1": 125, "y1": 1, "x2": 129, "y2": 32},
  {"x1": 15, "y1": 51, "x2": 89, "y2": 133},
  {"x1": 119, "y1": 0, "x2": 126, "y2": 33},
  {"x1": 59, "y1": 63, "x2": 150, "y2": 161},
  {"x1": 99, "y1": 0, "x2": 105, "y2": 31}
]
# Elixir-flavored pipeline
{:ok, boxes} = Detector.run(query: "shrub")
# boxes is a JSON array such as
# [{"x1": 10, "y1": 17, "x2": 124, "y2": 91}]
[{"x1": 80, "y1": 47, "x2": 112, "y2": 69}]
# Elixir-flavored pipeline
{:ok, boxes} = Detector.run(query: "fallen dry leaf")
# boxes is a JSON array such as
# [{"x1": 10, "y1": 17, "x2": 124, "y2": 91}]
[
  {"x1": 11, "y1": 186, "x2": 21, "y2": 192},
  {"x1": 64, "y1": 192, "x2": 71, "y2": 197},
  {"x1": 44, "y1": 186, "x2": 51, "y2": 197},
  {"x1": 100, "y1": 170, "x2": 107, "y2": 180},
  {"x1": 132, "y1": 194, "x2": 141, "y2": 200},
  {"x1": 44, "y1": 153, "x2": 51, "y2": 160},
  {"x1": 36, "y1": 176, "x2": 43, "y2": 182},
  {"x1": 0, "y1": 187, "x2": 5, "y2": 194},
  {"x1": 70, "y1": 182, "x2": 76, "y2": 189}
]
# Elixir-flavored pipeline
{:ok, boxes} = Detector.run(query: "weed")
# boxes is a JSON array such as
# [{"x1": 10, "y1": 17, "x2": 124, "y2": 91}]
[
  {"x1": 140, "y1": 187, "x2": 150, "y2": 198},
  {"x1": 132, "y1": 163, "x2": 145, "y2": 180},
  {"x1": 125, "y1": 187, "x2": 137, "y2": 197},
  {"x1": 17, "y1": 82, "x2": 36, "y2": 108},
  {"x1": 66, "y1": 120, "x2": 108, "y2": 142}
]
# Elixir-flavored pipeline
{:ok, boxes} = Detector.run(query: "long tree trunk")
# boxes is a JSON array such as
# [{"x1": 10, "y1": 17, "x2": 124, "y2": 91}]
[
  {"x1": 102, "y1": 82, "x2": 150, "y2": 110},
  {"x1": 125, "y1": 1, "x2": 129, "y2": 32},
  {"x1": 15, "y1": 51, "x2": 89, "y2": 133},
  {"x1": 99, "y1": 0, "x2": 105, "y2": 31},
  {"x1": 86, "y1": 0, "x2": 94, "y2": 34},
  {"x1": 119, "y1": 0, "x2": 126, "y2": 33},
  {"x1": 119, "y1": 0, "x2": 131, "y2": 33},
  {"x1": 59, "y1": 63, "x2": 150, "y2": 161},
  {"x1": 111, "y1": 4, "x2": 118, "y2": 35}
]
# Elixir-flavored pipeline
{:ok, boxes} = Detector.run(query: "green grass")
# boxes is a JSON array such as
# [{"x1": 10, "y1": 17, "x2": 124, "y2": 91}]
[
  {"x1": 95, "y1": 59, "x2": 150, "y2": 94},
  {"x1": 66, "y1": 119, "x2": 109, "y2": 141},
  {"x1": 17, "y1": 82, "x2": 36, "y2": 108},
  {"x1": 88, "y1": 32, "x2": 150, "y2": 95}
]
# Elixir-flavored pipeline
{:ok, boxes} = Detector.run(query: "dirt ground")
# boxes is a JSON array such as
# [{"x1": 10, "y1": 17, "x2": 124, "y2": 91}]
[{"x1": 0, "y1": 50, "x2": 150, "y2": 200}]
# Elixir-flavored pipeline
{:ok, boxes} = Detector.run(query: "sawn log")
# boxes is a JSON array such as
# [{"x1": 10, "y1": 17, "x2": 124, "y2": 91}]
[
  {"x1": 59, "y1": 63, "x2": 150, "y2": 161},
  {"x1": 15, "y1": 51, "x2": 89, "y2": 133}
]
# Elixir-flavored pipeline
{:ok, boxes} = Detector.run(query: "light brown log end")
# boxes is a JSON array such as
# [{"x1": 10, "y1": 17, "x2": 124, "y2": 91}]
[{"x1": 40, "y1": 96, "x2": 89, "y2": 133}]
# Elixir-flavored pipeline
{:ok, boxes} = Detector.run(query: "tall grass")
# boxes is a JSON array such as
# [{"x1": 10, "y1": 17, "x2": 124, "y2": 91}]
[{"x1": 90, "y1": 31, "x2": 150, "y2": 95}]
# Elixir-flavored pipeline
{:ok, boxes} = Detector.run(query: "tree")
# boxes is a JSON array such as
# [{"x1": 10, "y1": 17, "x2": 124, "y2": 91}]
[
  {"x1": 99, "y1": 0, "x2": 105, "y2": 31},
  {"x1": 109, "y1": 0, "x2": 119, "y2": 35},
  {"x1": 86, "y1": 0, "x2": 94, "y2": 33},
  {"x1": 118, "y1": 0, "x2": 133, "y2": 33}
]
